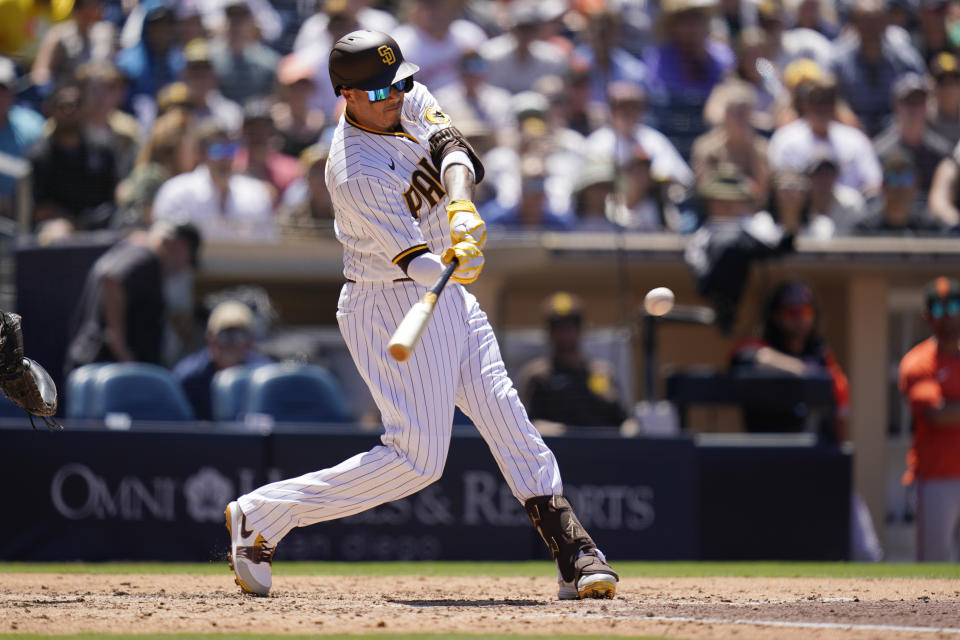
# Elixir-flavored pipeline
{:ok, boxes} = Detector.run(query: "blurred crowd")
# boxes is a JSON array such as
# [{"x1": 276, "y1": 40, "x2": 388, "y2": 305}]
[{"x1": 3, "y1": 0, "x2": 960, "y2": 241}]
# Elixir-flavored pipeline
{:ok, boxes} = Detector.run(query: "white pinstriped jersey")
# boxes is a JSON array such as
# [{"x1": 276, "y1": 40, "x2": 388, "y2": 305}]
[{"x1": 326, "y1": 81, "x2": 456, "y2": 283}]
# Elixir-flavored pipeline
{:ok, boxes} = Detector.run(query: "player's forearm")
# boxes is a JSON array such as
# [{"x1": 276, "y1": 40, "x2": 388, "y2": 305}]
[
  {"x1": 407, "y1": 252, "x2": 446, "y2": 287},
  {"x1": 443, "y1": 162, "x2": 475, "y2": 202}
]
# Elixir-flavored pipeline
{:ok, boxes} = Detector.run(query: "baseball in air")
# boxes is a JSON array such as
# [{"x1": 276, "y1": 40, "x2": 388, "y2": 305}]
[{"x1": 644, "y1": 287, "x2": 675, "y2": 316}]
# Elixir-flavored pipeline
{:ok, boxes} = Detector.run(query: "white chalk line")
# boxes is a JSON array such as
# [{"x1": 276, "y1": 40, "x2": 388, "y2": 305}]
[{"x1": 563, "y1": 612, "x2": 960, "y2": 634}]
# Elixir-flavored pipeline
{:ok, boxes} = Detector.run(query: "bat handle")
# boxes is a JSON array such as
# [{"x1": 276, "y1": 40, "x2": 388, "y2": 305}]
[{"x1": 431, "y1": 257, "x2": 458, "y2": 295}]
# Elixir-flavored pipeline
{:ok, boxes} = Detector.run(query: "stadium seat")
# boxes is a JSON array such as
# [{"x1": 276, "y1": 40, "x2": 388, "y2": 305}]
[
  {"x1": 210, "y1": 364, "x2": 257, "y2": 422},
  {"x1": 0, "y1": 389, "x2": 23, "y2": 417},
  {"x1": 65, "y1": 362, "x2": 110, "y2": 419},
  {"x1": 87, "y1": 363, "x2": 195, "y2": 421},
  {"x1": 245, "y1": 362, "x2": 349, "y2": 423}
]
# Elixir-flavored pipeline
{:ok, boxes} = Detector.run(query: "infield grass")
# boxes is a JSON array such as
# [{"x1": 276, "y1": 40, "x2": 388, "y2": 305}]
[{"x1": 1, "y1": 561, "x2": 958, "y2": 579}]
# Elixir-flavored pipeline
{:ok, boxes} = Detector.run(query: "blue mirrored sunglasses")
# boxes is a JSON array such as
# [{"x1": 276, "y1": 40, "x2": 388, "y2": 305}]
[
  {"x1": 929, "y1": 298, "x2": 960, "y2": 319},
  {"x1": 207, "y1": 141, "x2": 239, "y2": 161},
  {"x1": 366, "y1": 77, "x2": 414, "y2": 102},
  {"x1": 884, "y1": 170, "x2": 915, "y2": 188}
]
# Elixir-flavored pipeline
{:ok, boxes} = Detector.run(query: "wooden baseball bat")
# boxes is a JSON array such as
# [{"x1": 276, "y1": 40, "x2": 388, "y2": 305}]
[{"x1": 388, "y1": 258, "x2": 458, "y2": 362}]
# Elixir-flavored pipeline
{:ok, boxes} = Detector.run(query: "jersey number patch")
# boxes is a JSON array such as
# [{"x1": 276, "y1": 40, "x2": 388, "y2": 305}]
[{"x1": 403, "y1": 158, "x2": 446, "y2": 218}]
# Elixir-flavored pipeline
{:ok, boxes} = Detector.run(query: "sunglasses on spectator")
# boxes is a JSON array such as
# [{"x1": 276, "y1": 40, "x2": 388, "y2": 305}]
[
  {"x1": 929, "y1": 298, "x2": 960, "y2": 319},
  {"x1": 779, "y1": 304, "x2": 814, "y2": 322},
  {"x1": 214, "y1": 327, "x2": 251, "y2": 345},
  {"x1": 207, "y1": 141, "x2": 239, "y2": 160},
  {"x1": 884, "y1": 170, "x2": 915, "y2": 188},
  {"x1": 362, "y1": 77, "x2": 413, "y2": 102}
]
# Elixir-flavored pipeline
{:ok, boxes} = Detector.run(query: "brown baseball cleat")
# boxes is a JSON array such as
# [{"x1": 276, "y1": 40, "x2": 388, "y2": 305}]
[{"x1": 557, "y1": 549, "x2": 619, "y2": 600}]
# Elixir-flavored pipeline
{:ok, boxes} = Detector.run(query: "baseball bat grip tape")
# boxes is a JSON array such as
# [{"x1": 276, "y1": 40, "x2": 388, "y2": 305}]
[{"x1": 387, "y1": 258, "x2": 459, "y2": 362}]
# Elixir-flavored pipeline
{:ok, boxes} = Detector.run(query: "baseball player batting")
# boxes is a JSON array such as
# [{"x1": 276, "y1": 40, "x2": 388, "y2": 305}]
[{"x1": 225, "y1": 30, "x2": 618, "y2": 601}]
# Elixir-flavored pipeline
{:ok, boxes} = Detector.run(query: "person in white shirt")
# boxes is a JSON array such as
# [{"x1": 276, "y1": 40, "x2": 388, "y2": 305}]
[
  {"x1": 768, "y1": 73, "x2": 882, "y2": 197},
  {"x1": 152, "y1": 120, "x2": 277, "y2": 242},
  {"x1": 586, "y1": 82, "x2": 694, "y2": 188}
]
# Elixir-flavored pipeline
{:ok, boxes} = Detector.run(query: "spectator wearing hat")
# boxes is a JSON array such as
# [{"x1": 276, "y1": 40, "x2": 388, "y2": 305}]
[
  {"x1": 769, "y1": 71, "x2": 882, "y2": 197},
  {"x1": 855, "y1": 145, "x2": 943, "y2": 234},
  {"x1": 209, "y1": 0, "x2": 280, "y2": 105},
  {"x1": 65, "y1": 220, "x2": 201, "y2": 375},
  {"x1": 273, "y1": 53, "x2": 326, "y2": 158},
  {"x1": 115, "y1": 108, "x2": 199, "y2": 228},
  {"x1": 805, "y1": 147, "x2": 868, "y2": 234},
  {"x1": 278, "y1": 143, "x2": 336, "y2": 238},
  {"x1": 776, "y1": 57, "x2": 863, "y2": 129},
  {"x1": 115, "y1": 2, "x2": 182, "y2": 126},
  {"x1": 173, "y1": 300, "x2": 272, "y2": 421},
  {"x1": 234, "y1": 99, "x2": 301, "y2": 199},
  {"x1": 693, "y1": 79, "x2": 771, "y2": 204},
  {"x1": 483, "y1": 152, "x2": 573, "y2": 230},
  {"x1": 644, "y1": 0, "x2": 735, "y2": 159},
  {"x1": 898, "y1": 276, "x2": 960, "y2": 561},
  {"x1": 928, "y1": 52, "x2": 960, "y2": 145},
  {"x1": 479, "y1": 0, "x2": 568, "y2": 95},
  {"x1": 393, "y1": 0, "x2": 488, "y2": 91},
  {"x1": 28, "y1": 82, "x2": 119, "y2": 229},
  {"x1": 29, "y1": 0, "x2": 114, "y2": 90},
  {"x1": 586, "y1": 81, "x2": 694, "y2": 188},
  {"x1": 434, "y1": 49, "x2": 516, "y2": 137},
  {"x1": 516, "y1": 292, "x2": 629, "y2": 430},
  {"x1": 0, "y1": 57, "x2": 44, "y2": 217},
  {"x1": 829, "y1": 0, "x2": 926, "y2": 137},
  {"x1": 572, "y1": 161, "x2": 618, "y2": 231},
  {"x1": 179, "y1": 38, "x2": 243, "y2": 135},
  {"x1": 152, "y1": 119, "x2": 277, "y2": 242},
  {"x1": 873, "y1": 73, "x2": 953, "y2": 196}
]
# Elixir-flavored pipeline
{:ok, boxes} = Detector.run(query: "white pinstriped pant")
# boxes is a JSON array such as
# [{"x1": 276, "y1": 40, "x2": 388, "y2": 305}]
[{"x1": 238, "y1": 280, "x2": 563, "y2": 544}]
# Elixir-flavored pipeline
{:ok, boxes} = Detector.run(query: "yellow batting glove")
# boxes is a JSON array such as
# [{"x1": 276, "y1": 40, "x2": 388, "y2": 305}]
[
  {"x1": 447, "y1": 199, "x2": 487, "y2": 250},
  {"x1": 441, "y1": 240, "x2": 485, "y2": 284}
]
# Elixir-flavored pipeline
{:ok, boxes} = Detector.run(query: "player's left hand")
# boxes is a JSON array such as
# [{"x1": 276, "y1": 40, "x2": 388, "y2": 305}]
[
  {"x1": 441, "y1": 240, "x2": 484, "y2": 284},
  {"x1": 447, "y1": 199, "x2": 486, "y2": 250}
]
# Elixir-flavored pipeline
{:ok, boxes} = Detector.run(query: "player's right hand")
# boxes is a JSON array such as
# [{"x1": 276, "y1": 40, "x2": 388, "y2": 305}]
[{"x1": 441, "y1": 240, "x2": 484, "y2": 284}]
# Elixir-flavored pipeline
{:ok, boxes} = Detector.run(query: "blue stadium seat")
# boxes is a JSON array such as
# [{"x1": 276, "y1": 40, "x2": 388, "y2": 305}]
[
  {"x1": 0, "y1": 389, "x2": 23, "y2": 417},
  {"x1": 210, "y1": 365, "x2": 256, "y2": 422},
  {"x1": 245, "y1": 363, "x2": 349, "y2": 423},
  {"x1": 65, "y1": 362, "x2": 110, "y2": 419},
  {"x1": 88, "y1": 363, "x2": 195, "y2": 421}
]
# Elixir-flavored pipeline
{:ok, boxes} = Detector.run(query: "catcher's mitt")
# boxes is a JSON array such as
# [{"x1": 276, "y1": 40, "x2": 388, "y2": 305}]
[{"x1": 0, "y1": 310, "x2": 61, "y2": 431}]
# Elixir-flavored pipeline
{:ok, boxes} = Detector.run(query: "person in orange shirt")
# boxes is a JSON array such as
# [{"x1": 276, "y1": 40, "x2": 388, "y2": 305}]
[{"x1": 899, "y1": 276, "x2": 960, "y2": 562}]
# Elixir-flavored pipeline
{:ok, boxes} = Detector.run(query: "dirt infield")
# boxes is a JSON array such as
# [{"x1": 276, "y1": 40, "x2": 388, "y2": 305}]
[{"x1": 2, "y1": 573, "x2": 959, "y2": 639}]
